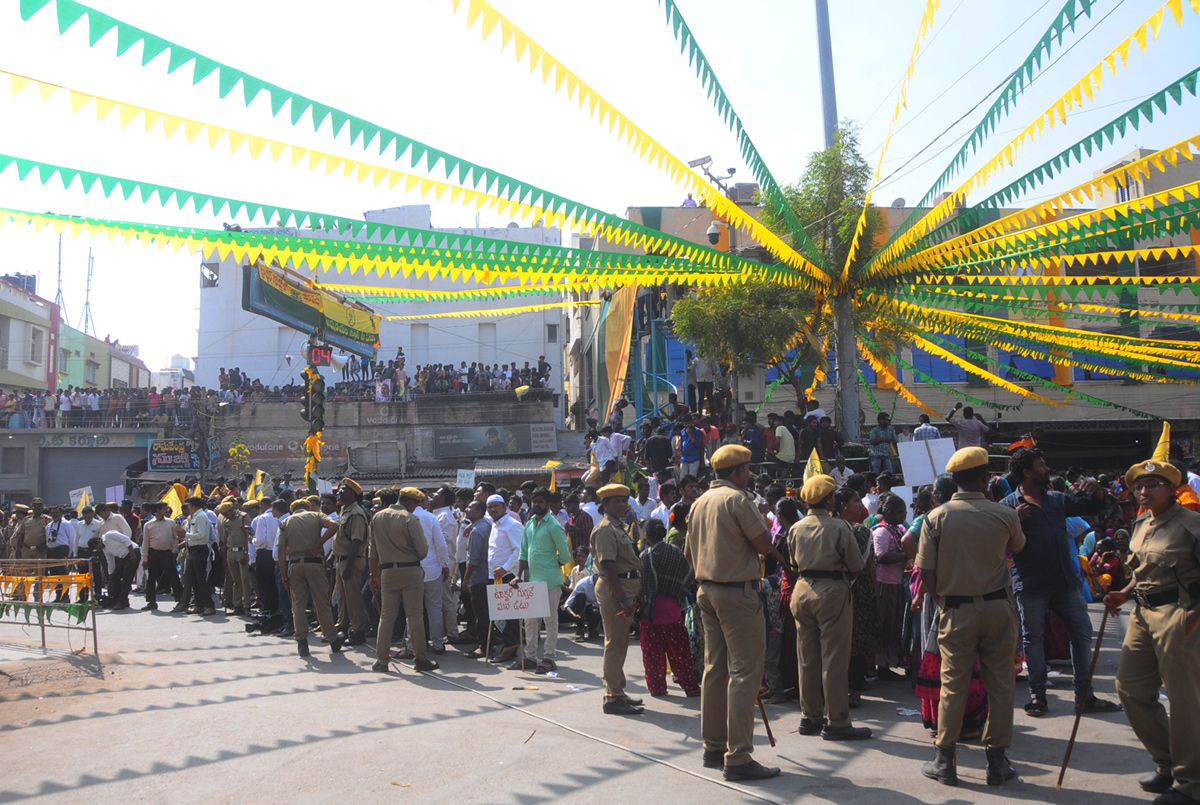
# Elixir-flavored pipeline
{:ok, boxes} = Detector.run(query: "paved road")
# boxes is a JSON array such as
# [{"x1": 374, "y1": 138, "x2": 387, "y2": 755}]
[{"x1": 0, "y1": 601, "x2": 1154, "y2": 804}]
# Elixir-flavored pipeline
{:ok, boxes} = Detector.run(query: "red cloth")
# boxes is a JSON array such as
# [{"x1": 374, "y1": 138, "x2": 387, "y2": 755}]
[{"x1": 640, "y1": 619, "x2": 700, "y2": 695}]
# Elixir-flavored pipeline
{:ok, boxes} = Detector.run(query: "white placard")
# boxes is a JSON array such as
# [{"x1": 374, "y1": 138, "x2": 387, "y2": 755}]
[
  {"x1": 69, "y1": 486, "x2": 94, "y2": 511},
  {"x1": 105, "y1": 485, "x2": 123, "y2": 504},
  {"x1": 456, "y1": 469, "x2": 476, "y2": 489},
  {"x1": 316, "y1": 478, "x2": 334, "y2": 496},
  {"x1": 488, "y1": 581, "x2": 550, "y2": 619},
  {"x1": 896, "y1": 437, "x2": 958, "y2": 488}
]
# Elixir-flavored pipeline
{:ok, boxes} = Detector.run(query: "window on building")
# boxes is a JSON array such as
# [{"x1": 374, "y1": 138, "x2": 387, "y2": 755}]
[
  {"x1": 59, "y1": 348, "x2": 70, "y2": 368},
  {"x1": 85, "y1": 360, "x2": 99, "y2": 384},
  {"x1": 1, "y1": 447, "x2": 25, "y2": 475},
  {"x1": 113, "y1": 379, "x2": 128, "y2": 389},
  {"x1": 546, "y1": 323, "x2": 558, "y2": 344},
  {"x1": 200, "y1": 263, "x2": 219, "y2": 288},
  {"x1": 1115, "y1": 179, "x2": 1132, "y2": 204},
  {"x1": 29, "y1": 327, "x2": 43, "y2": 364}
]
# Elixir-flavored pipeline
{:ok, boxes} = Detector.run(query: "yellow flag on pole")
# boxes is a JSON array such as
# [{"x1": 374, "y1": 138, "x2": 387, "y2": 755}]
[
  {"x1": 803, "y1": 449, "x2": 824, "y2": 482},
  {"x1": 161, "y1": 485, "x2": 183, "y2": 519},
  {"x1": 75, "y1": 488, "x2": 90, "y2": 516}
]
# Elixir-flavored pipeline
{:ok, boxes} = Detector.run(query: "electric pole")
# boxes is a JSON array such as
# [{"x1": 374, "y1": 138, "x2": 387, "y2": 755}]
[{"x1": 814, "y1": 0, "x2": 861, "y2": 443}]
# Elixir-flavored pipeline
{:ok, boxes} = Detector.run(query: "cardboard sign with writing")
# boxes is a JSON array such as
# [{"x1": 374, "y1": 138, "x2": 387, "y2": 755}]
[
  {"x1": 456, "y1": 469, "x2": 476, "y2": 489},
  {"x1": 896, "y1": 437, "x2": 957, "y2": 488},
  {"x1": 487, "y1": 581, "x2": 550, "y2": 619}
]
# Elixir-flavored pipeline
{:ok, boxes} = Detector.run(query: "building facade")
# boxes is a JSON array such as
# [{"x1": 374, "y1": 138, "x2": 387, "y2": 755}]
[{"x1": 195, "y1": 206, "x2": 568, "y2": 423}]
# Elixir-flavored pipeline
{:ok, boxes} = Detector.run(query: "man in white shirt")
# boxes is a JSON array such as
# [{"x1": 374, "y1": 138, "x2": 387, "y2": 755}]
[
  {"x1": 806, "y1": 400, "x2": 828, "y2": 422},
  {"x1": 629, "y1": 477, "x2": 654, "y2": 523},
  {"x1": 486, "y1": 494, "x2": 524, "y2": 658},
  {"x1": 142, "y1": 501, "x2": 182, "y2": 610},
  {"x1": 251, "y1": 504, "x2": 282, "y2": 613},
  {"x1": 410, "y1": 496, "x2": 450, "y2": 655},
  {"x1": 946, "y1": 403, "x2": 990, "y2": 448},
  {"x1": 45, "y1": 507, "x2": 76, "y2": 602},
  {"x1": 580, "y1": 487, "x2": 601, "y2": 528},
  {"x1": 592, "y1": 427, "x2": 620, "y2": 484},
  {"x1": 91, "y1": 530, "x2": 139, "y2": 610},
  {"x1": 72, "y1": 506, "x2": 102, "y2": 557},
  {"x1": 431, "y1": 487, "x2": 463, "y2": 642},
  {"x1": 830, "y1": 455, "x2": 856, "y2": 488},
  {"x1": 649, "y1": 481, "x2": 679, "y2": 531},
  {"x1": 767, "y1": 412, "x2": 796, "y2": 467},
  {"x1": 96, "y1": 503, "x2": 132, "y2": 538}
]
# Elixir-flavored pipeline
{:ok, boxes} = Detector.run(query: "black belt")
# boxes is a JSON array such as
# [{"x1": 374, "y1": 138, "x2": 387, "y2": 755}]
[
  {"x1": 616, "y1": 571, "x2": 640, "y2": 579},
  {"x1": 944, "y1": 588, "x2": 1008, "y2": 609},
  {"x1": 1139, "y1": 581, "x2": 1200, "y2": 608},
  {"x1": 227, "y1": 546, "x2": 246, "y2": 553},
  {"x1": 381, "y1": 561, "x2": 421, "y2": 569},
  {"x1": 288, "y1": 557, "x2": 324, "y2": 564},
  {"x1": 800, "y1": 569, "x2": 846, "y2": 581},
  {"x1": 700, "y1": 579, "x2": 751, "y2": 588}
]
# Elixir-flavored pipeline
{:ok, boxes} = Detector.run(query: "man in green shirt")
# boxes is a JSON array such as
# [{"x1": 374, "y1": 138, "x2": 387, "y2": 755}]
[{"x1": 511, "y1": 487, "x2": 571, "y2": 673}]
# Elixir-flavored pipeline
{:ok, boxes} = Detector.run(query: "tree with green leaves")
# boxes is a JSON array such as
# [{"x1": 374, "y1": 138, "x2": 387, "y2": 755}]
[{"x1": 672, "y1": 123, "x2": 886, "y2": 414}]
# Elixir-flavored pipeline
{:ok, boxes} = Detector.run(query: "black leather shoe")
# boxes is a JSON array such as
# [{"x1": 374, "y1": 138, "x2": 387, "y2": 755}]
[
  {"x1": 329, "y1": 634, "x2": 345, "y2": 654},
  {"x1": 922, "y1": 747, "x2": 958, "y2": 786},
  {"x1": 722, "y1": 760, "x2": 781, "y2": 781},
  {"x1": 603, "y1": 699, "x2": 644, "y2": 715},
  {"x1": 702, "y1": 750, "x2": 724, "y2": 769},
  {"x1": 413, "y1": 658, "x2": 440, "y2": 672},
  {"x1": 371, "y1": 661, "x2": 389, "y2": 673},
  {"x1": 141, "y1": 604, "x2": 157, "y2": 611},
  {"x1": 798, "y1": 717, "x2": 825, "y2": 736},
  {"x1": 297, "y1": 638, "x2": 310, "y2": 658},
  {"x1": 822, "y1": 725, "x2": 872, "y2": 741},
  {"x1": 985, "y1": 747, "x2": 1017, "y2": 786},
  {"x1": 1154, "y1": 790, "x2": 1200, "y2": 805},
  {"x1": 624, "y1": 697, "x2": 644, "y2": 706},
  {"x1": 1140, "y1": 772, "x2": 1175, "y2": 794}
]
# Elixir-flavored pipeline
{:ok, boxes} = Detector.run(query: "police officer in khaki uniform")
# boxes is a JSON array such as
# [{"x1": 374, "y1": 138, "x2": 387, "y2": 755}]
[
  {"x1": 1106, "y1": 451, "x2": 1200, "y2": 804},
  {"x1": 13, "y1": 497, "x2": 50, "y2": 559},
  {"x1": 334, "y1": 477, "x2": 369, "y2": 644},
  {"x1": 790, "y1": 474, "x2": 870, "y2": 741},
  {"x1": 369, "y1": 488, "x2": 438, "y2": 674},
  {"x1": 917, "y1": 446, "x2": 1024, "y2": 787},
  {"x1": 217, "y1": 497, "x2": 252, "y2": 615},
  {"x1": 3, "y1": 505, "x2": 30, "y2": 560},
  {"x1": 686, "y1": 444, "x2": 787, "y2": 782},
  {"x1": 277, "y1": 499, "x2": 344, "y2": 658},
  {"x1": 592, "y1": 484, "x2": 643, "y2": 714}
]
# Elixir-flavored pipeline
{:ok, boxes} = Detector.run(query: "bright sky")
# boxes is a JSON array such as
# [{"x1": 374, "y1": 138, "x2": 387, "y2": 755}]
[{"x1": 0, "y1": 0, "x2": 1195, "y2": 370}]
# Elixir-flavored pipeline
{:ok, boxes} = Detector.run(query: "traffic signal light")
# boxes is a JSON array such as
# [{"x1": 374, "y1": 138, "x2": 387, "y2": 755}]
[
  {"x1": 299, "y1": 372, "x2": 312, "y2": 422},
  {"x1": 309, "y1": 375, "x2": 326, "y2": 433}
]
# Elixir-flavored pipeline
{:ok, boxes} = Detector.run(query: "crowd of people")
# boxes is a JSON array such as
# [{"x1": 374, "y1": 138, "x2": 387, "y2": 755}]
[{"x1": 4, "y1": 413, "x2": 1199, "y2": 801}]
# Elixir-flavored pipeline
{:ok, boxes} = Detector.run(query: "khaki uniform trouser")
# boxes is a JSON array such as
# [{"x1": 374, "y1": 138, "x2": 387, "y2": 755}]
[
  {"x1": 288, "y1": 562, "x2": 338, "y2": 643},
  {"x1": 1117, "y1": 597, "x2": 1200, "y2": 800},
  {"x1": 791, "y1": 578, "x2": 853, "y2": 727},
  {"x1": 377, "y1": 566, "x2": 426, "y2": 664},
  {"x1": 334, "y1": 556, "x2": 366, "y2": 634},
  {"x1": 226, "y1": 549, "x2": 251, "y2": 608},
  {"x1": 936, "y1": 594, "x2": 1018, "y2": 750},
  {"x1": 596, "y1": 576, "x2": 641, "y2": 700},
  {"x1": 697, "y1": 580, "x2": 765, "y2": 767}
]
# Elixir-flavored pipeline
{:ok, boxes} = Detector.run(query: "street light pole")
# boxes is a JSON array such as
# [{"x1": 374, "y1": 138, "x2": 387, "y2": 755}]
[{"x1": 814, "y1": 0, "x2": 861, "y2": 443}]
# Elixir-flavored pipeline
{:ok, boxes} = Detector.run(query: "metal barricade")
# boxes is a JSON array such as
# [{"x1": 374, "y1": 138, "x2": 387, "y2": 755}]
[{"x1": 0, "y1": 557, "x2": 99, "y2": 655}]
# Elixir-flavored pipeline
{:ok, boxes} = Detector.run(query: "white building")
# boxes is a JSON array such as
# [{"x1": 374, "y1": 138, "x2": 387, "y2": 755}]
[{"x1": 195, "y1": 206, "x2": 568, "y2": 421}]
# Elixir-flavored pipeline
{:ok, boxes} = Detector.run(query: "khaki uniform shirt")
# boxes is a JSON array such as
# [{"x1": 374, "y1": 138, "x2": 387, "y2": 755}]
[
  {"x1": 1129, "y1": 502, "x2": 1200, "y2": 595},
  {"x1": 218, "y1": 511, "x2": 249, "y2": 549},
  {"x1": 591, "y1": 515, "x2": 640, "y2": 575},
  {"x1": 277, "y1": 510, "x2": 335, "y2": 560},
  {"x1": 368, "y1": 506, "x2": 428, "y2": 565},
  {"x1": 15, "y1": 513, "x2": 51, "y2": 551},
  {"x1": 917, "y1": 492, "x2": 1024, "y2": 597},
  {"x1": 333, "y1": 502, "x2": 368, "y2": 558},
  {"x1": 788, "y1": 509, "x2": 865, "y2": 576},
  {"x1": 686, "y1": 479, "x2": 770, "y2": 582}
]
